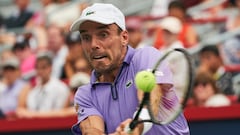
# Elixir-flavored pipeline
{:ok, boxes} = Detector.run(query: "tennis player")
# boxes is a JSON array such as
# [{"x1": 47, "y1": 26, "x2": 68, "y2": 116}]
[{"x1": 70, "y1": 3, "x2": 189, "y2": 135}]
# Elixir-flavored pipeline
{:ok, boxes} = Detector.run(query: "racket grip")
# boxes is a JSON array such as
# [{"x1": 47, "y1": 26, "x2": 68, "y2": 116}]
[{"x1": 124, "y1": 123, "x2": 132, "y2": 133}]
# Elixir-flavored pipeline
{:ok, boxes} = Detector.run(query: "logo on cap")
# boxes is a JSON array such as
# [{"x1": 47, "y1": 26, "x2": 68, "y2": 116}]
[{"x1": 86, "y1": 11, "x2": 95, "y2": 16}]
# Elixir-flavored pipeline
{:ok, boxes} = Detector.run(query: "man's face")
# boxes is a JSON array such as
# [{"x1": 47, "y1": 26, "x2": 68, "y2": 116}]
[
  {"x1": 127, "y1": 28, "x2": 142, "y2": 48},
  {"x1": 79, "y1": 21, "x2": 128, "y2": 74},
  {"x1": 35, "y1": 60, "x2": 51, "y2": 80},
  {"x1": 47, "y1": 26, "x2": 64, "y2": 52},
  {"x1": 3, "y1": 67, "x2": 20, "y2": 85},
  {"x1": 200, "y1": 52, "x2": 221, "y2": 73}
]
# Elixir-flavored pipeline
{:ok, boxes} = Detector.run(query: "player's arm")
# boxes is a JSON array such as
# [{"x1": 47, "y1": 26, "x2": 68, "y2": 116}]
[{"x1": 79, "y1": 115, "x2": 105, "y2": 135}]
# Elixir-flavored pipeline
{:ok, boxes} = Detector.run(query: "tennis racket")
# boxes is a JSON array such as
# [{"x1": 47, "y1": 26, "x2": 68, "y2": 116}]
[{"x1": 126, "y1": 48, "x2": 194, "y2": 132}]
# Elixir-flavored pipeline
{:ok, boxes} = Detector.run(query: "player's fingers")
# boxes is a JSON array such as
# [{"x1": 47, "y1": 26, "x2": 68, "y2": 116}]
[{"x1": 116, "y1": 118, "x2": 133, "y2": 133}]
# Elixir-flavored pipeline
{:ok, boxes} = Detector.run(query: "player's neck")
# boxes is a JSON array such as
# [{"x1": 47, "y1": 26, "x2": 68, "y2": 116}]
[{"x1": 98, "y1": 71, "x2": 118, "y2": 83}]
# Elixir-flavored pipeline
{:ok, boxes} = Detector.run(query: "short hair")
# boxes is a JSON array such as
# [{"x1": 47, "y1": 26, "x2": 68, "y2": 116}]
[
  {"x1": 65, "y1": 32, "x2": 81, "y2": 45},
  {"x1": 36, "y1": 52, "x2": 53, "y2": 66},
  {"x1": 12, "y1": 34, "x2": 30, "y2": 51},
  {"x1": 168, "y1": 0, "x2": 186, "y2": 13},
  {"x1": 199, "y1": 45, "x2": 220, "y2": 56},
  {"x1": 194, "y1": 72, "x2": 219, "y2": 94},
  {"x1": 117, "y1": 25, "x2": 122, "y2": 34}
]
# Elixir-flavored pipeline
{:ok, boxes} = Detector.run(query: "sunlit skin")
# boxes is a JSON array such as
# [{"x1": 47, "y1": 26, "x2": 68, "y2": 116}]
[
  {"x1": 35, "y1": 60, "x2": 52, "y2": 84},
  {"x1": 3, "y1": 68, "x2": 21, "y2": 85},
  {"x1": 200, "y1": 52, "x2": 222, "y2": 74},
  {"x1": 161, "y1": 29, "x2": 178, "y2": 46},
  {"x1": 169, "y1": 8, "x2": 185, "y2": 23},
  {"x1": 128, "y1": 28, "x2": 143, "y2": 48},
  {"x1": 193, "y1": 83, "x2": 215, "y2": 106},
  {"x1": 47, "y1": 25, "x2": 64, "y2": 54},
  {"x1": 79, "y1": 21, "x2": 128, "y2": 82},
  {"x1": 14, "y1": 47, "x2": 32, "y2": 62}
]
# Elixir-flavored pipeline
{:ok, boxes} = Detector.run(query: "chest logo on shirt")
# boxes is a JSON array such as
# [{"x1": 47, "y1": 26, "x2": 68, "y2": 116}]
[{"x1": 126, "y1": 80, "x2": 133, "y2": 88}]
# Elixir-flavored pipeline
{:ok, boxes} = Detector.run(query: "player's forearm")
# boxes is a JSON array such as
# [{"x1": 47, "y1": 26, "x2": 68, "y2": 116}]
[{"x1": 80, "y1": 116, "x2": 105, "y2": 135}]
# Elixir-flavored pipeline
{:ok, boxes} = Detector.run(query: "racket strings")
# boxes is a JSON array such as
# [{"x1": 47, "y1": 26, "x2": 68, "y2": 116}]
[
  {"x1": 149, "y1": 85, "x2": 162, "y2": 118},
  {"x1": 155, "y1": 90, "x2": 181, "y2": 123}
]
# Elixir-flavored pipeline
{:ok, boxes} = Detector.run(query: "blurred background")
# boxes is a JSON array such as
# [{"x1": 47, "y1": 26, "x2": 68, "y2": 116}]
[{"x1": 0, "y1": 0, "x2": 240, "y2": 135}]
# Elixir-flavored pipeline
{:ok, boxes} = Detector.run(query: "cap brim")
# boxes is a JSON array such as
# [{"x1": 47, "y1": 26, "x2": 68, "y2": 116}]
[
  {"x1": 70, "y1": 15, "x2": 115, "y2": 32},
  {"x1": 2, "y1": 65, "x2": 18, "y2": 69}
]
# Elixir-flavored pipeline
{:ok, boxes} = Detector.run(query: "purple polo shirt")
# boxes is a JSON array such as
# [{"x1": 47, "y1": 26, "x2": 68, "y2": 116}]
[{"x1": 72, "y1": 46, "x2": 189, "y2": 135}]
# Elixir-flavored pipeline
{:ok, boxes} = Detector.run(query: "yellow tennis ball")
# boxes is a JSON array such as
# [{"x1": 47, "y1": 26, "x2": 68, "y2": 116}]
[{"x1": 135, "y1": 70, "x2": 156, "y2": 92}]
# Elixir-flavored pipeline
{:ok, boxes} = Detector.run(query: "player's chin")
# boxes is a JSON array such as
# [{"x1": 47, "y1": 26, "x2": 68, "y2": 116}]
[{"x1": 93, "y1": 64, "x2": 111, "y2": 73}]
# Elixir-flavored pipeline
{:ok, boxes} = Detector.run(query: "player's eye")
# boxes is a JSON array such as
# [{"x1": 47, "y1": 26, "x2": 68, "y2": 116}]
[
  {"x1": 99, "y1": 32, "x2": 108, "y2": 38},
  {"x1": 81, "y1": 35, "x2": 91, "y2": 42}
]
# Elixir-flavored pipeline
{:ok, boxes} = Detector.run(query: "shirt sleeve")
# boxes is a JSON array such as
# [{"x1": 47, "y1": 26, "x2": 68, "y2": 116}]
[
  {"x1": 133, "y1": 46, "x2": 174, "y2": 85},
  {"x1": 71, "y1": 85, "x2": 103, "y2": 135},
  {"x1": 133, "y1": 47, "x2": 178, "y2": 118}
]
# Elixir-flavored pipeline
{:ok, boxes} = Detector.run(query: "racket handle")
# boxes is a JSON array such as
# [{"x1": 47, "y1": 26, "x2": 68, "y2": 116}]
[
  {"x1": 124, "y1": 108, "x2": 153, "y2": 134},
  {"x1": 124, "y1": 122, "x2": 153, "y2": 135},
  {"x1": 124, "y1": 123, "x2": 132, "y2": 133}
]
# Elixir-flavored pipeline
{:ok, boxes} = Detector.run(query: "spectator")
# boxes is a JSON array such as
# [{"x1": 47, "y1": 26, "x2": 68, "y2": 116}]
[
  {"x1": 26, "y1": 0, "x2": 55, "y2": 27},
  {"x1": 221, "y1": 0, "x2": 240, "y2": 65},
  {"x1": 191, "y1": 72, "x2": 230, "y2": 107},
  {"x1": 46, "y1": 24, "x2": 68, "y2": 79},
  {"x1": 197, "y1": 45, "x2": 236, "y2": 95},
  {"x1": 16, "y1": 72, "x2": 90, "y2": 118},
  {"x1": 3, "y1": 0, "x2": 33, "y2": 29},
  {"x1": 0, "y1": 57, "x2": 28, "y2": 116},
  {"x1": 126, "y1": 17, "x2": 145, "y2": 49},
  {"x1": 67, "y1": 72, "x2": 90, "y2": 106},
  {"x1": 64, "y1": 31, "x2": 85, "y2": 79},
  {"x1": 12, "y1": 33, "x2": 36, "y2": 80},
  {"x1": 232, "y1": 73, "x2": 240, "y2": 100},
  {"x1": 158, "y1": 16, "x2": 183, "y2": 50},
  {"x1": 17, "y1": 53, "x2": 69, "y2": 115},
  {"x1": 220, "y1": 37, "x2": 240, "y2": 65},
  {"x1": 157, "y1": 16, "x2": 188, "y2": 99},
  {"x1": 154, "y1": 0, "x2": 198, "y2": 49},
  {"x1": 73, "y1": 57, "x2": 92, "y2": 76},
  {"x1": 168, "y1": 0, "x2": 198, "y2": 48}
]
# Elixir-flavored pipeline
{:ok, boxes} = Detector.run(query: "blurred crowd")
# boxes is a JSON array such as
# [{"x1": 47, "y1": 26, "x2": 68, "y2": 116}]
[{"x1": 0, "y1": 0, "x2": 240, "y2": 120}]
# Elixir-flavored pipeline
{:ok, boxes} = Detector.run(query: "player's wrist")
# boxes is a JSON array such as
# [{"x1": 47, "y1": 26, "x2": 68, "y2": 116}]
[{"x1": 82, "y1": 127, "x2": 104, "y2": 135}]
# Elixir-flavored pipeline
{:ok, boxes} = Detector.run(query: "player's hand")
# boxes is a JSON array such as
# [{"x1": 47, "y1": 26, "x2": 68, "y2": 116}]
[{"x1": 110, "y1": 118, "x2": 143, "y2": 135}]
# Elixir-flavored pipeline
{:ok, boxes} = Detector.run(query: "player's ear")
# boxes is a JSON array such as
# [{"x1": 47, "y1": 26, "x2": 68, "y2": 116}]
[{"x1": 121, "y1": 30, "x2": 129, "y2": 46}]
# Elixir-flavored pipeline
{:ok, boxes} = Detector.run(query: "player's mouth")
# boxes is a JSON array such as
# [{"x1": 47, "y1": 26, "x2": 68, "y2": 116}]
[{"x1": 92, "y1": 55, "x2": 107, "y2": 60}]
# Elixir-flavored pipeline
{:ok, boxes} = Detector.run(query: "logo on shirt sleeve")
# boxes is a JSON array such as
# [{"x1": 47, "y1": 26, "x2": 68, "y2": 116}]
[
  {"x1": 146, "y1": 69, "x2": 164, "y2": 76},
  {"x1": 75, "y1": 104, "x2": 85, "y2": 116},
  {"x1": 75, "y1": 104, "x2": 79, "y2": 113}
]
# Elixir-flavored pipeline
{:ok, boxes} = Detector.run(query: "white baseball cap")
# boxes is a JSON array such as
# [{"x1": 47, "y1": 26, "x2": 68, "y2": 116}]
[
  {"x1": 159, "y1": 16, "x2": 182, "y2": 34},
  {"x1": 1, "y1": 57, "x2": 20, "y2": 69},
  {"x1": 69, "y1": 72, "x2": 90, "y2": 89},
  {"x1": 70, "y1": 3, "x2": 126, "y2": 32}
]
